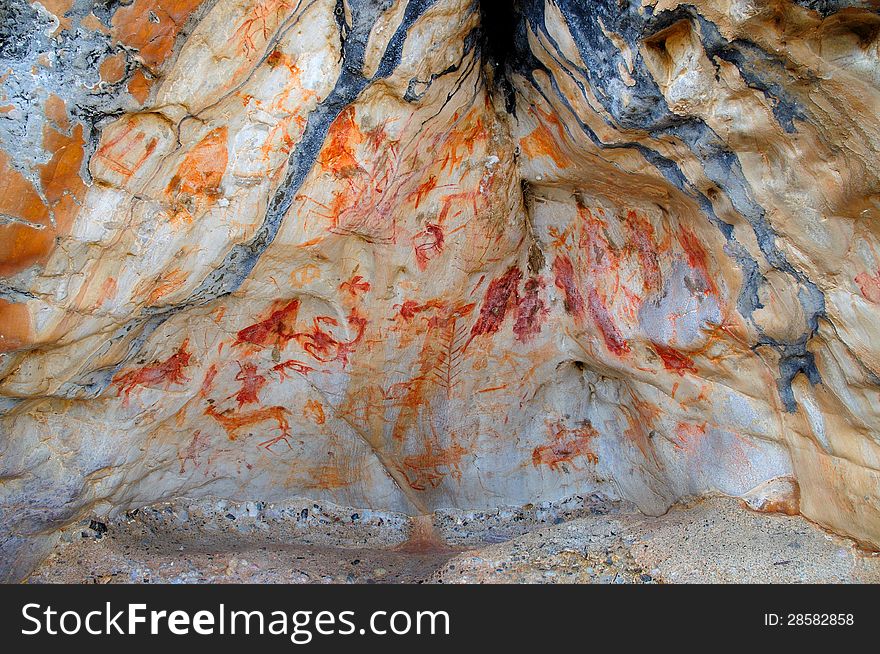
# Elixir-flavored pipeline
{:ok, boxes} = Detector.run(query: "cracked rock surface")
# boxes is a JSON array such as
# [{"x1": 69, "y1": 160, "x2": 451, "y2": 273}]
[{"x1": 2, "y1": 0, "x2": 880, "y2": 581}]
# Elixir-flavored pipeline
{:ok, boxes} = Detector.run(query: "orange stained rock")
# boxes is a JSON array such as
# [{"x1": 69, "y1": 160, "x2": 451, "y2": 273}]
[
  {"x1": 204, "y1": 404, "x2": 291, "y2": 450},
  {"x1": 40, "y1": 123, "x2": 86, "y2": 208},
  {"x1": 81, "y1": 12, "x2": 110, "y2": 34},
  {"x1": 111, "y1": 0, "x2": 207, "y2": 71},
  {"x1": 289, "y1": 264, "x2": 321, "y2": 287},
  {"x1": 520, "y1": 106, "x2": 569, "y2": 168},
  {"x1": 0, "y1": 122, "x2": 85, "y2": 277},
  {"x1": 319, "y1": 106, "x2": 364, "y2": 177},
  {"x1": 234, "y1": 0, "x2": 296, "y2": 55},
  {"x1": 0, "y1": 299, "x2": 32, "y2": 353},
  {"x1": 521, "y1": 118, "x2": 568, "y2": 168},
  {"x1": 743, "y1": 479, "x2": 801, "y2": 516},
  {"x1": 0, "y1": 220, "x2": 54, "y2": 279},
  {"x1": 99, "y1": 51, "x2": 128, "y2": 84},
  {"x1": 166, "y1": 126, "x2": 229, "y2": 202},
  {"x1": 143, "y1": 267, "x2": 188, "y2": 305},
  {"x1": 303, "y1": 399, "x2": 325, "y2": 424},
  {"x1": 126, "y1": 70, "x2": 153, "y2": 104},
  {"x1": 44, "y1": 94, "x2": 70, "y2": 131},
  {"x1": 31, "y1": 0, "x2": 73, "y2": 34},
  {"x1": 438, "y1": 110, "x2": 487, "y2": 173}
]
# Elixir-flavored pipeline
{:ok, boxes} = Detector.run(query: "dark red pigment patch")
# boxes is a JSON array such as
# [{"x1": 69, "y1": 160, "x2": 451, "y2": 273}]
[
  {"x1": 234, "y1": 361, "x2": 267, "y2": 407},
  {"x1": 396, "y1": 298, "x2": 447, "y2": 322},
  {"x1": 624, "y1": 209, "x2": 661, "y2": 293},
  {"x1": 234, "y1": 299, "x2": 300, "y2": 349},
  {"x1": 552, "y1": 255, "x2": 584, "y2": 318},
  {"x1": 294, "y1": 309, "x2": 366, "y2": 367},
  {"x1": 651, "y1": 342, "x2": 697, "y2": 376},
  {"x1": 114, "y1": 339, "x2": 193, "y2": 406},
  {"x1": 587, "y1": 287, "x2": 629, "y2": 356},
  {"x1": 469, "y1": 266, "x2": 522, "y2": 341},
  {"x1": 678, "y1": 227, "x2": 717, "y2": 295},
  {"x1": 513, "y1": 276, "x2": 548, "y2": 343},
  {"x1": 339, "y1": 275, "x2": 371, "y2": 297}
]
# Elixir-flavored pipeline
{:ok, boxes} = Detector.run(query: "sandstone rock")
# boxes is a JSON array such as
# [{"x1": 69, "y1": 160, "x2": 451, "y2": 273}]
[{"x1": 2, "y1": 0, "x2": 880, "y2": 581}]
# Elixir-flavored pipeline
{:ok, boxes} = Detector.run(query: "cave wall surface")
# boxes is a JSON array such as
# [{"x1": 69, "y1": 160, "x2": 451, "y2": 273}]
[{"x1": 1, "y1": 0, "x2": 879, "y2": 581}]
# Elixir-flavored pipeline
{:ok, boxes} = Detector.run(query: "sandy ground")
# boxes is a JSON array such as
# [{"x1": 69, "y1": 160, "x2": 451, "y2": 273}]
[{"x1": 28, "y1": 495, "x2": 880, "y2": 584}]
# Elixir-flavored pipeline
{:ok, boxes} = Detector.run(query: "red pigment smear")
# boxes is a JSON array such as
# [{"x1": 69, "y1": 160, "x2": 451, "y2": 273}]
[
  {"x1": 199, "y1": 363, "x2": 218, "y2": 398},
  {"x1": 651, "y1": 342, "x2": 697, "y2": 376},
  {"x1": 532, "y1": 422, "x2": 599, "y2": 471},
  {"x1": 115, "y1": 339, "x2": 192, "y2": 406},
  {"x1": 514, "y1": 276, "x2": 548, "y2": 343},
  {"x1": 673, "y1": 421, "x2": 708, "y2": 454},
  {"x1": 413, "y1": 223, "x2": 444, "y2": 271},
  {"x1": 678, "y1": 227, "x2": 717, "y2": 295},
  {"x1": 234, "y1": 361, "x2": 267, "y2": 407},
  {"x1": 469, "y1": 266, "x2": 522, "y2": 340},
  {"x1": 339, "y1": 274, "x2": 371, "y2": 297},
  {"x1": 425, "y1": 302, "x2": 475, "y2": 330},
  {"x1": 587, "y1": 286, "x2": 629, "y2": 356},
  {"x1": 855, "y1": 270, "x2": 880, "y2": 304},
  {"x1": 396, "y1": 298, "x2": 447, "y2": 322},
  {"x1": 408, "y1": 175, "x2": 438, "y2": 209},
  {"x1": 552, "y1": 255, "x2": 584, "y2": 318},
  {"x1": 234, "y1": 299, "x2": 300, "y2": 349},
  {"x1": 625, "y1": 209, "x2": 661, "y2": 293},
  {"x1": 271, "y1": 359, "x2": 315, "y2": 380},
  {"x1": 294, "y1": 309, "x2": 366, "y2": 367}
]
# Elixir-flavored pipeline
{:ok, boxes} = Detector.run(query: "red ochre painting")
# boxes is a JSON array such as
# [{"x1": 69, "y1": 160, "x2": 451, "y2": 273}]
[{"x1": 2, "y1": 0, "x2": 880, "y2": 585}]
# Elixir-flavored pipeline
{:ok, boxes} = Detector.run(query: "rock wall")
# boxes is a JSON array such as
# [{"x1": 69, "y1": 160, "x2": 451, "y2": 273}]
[{"x1": 1, "y1": 0, "x2": 879, "y2": 581}]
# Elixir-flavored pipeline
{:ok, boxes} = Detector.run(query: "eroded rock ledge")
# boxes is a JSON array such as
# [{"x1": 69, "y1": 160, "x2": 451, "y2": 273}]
[{"x1": 2, "y1": 0, "x2": 880, "y2": 581}]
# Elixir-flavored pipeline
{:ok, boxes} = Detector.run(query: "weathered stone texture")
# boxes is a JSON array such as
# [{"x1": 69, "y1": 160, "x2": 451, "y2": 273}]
[{"x1": 2, "y1": 0, "x2": 880, "y2": 580}]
